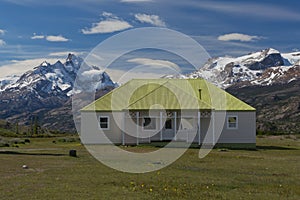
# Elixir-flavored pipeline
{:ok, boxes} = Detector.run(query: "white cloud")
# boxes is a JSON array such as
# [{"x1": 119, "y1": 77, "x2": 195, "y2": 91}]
[
  {"x1": 0, "y1": 29, "x2": 6, "y2": 35},
  {"x1": 194, "y1": 1, "x2": 300, "y2": 21},
  {"x1": 0, "y1": 58, "x2": 61, "y2": 77},
  {"x1": 127, "y1": 58, "x2": 180, "y2": 71},
  {"x1": 82, "y1": 12, "x2": 132, "y2": 34},
  {"x1": 46, "y1": 35, "x2": 69, "y2": 42},
  {"x1": 121, "y1": 0, "x2": 153, "y2": 2},
  {"x1": 0, "y1": 39, "x2": 5, "y2": 46},
  {"x1": 30, "y1": 33, "x2": 69, "y2": 42},
  {"x1": 134, "y1": 13, "x2": 166, "y2": 27},
  {"x1": 31, "y1": 34, "x2": 45, "y2": 39},
  {"x1": 218, "y1": 33, "x2": 262, "y2": 42},
  {"x1": 102, "y1": 11, "x2": 114, "y2": 18},
  {"x1": 82, "y1": 19, "x2": 132, "y2": 34},
  {"x1": 105, "y1": 68, "x2": 167, "y2": 84},
  {"x1": 49, "y1": 51, "x2": 86, "y2": 57}
]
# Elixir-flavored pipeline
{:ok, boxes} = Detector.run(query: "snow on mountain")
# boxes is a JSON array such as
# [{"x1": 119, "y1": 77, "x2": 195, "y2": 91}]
[
  {"x1": 0, "y1": 75, "x2": 19, "y2": 89},
  {"x1": 0, "y1": 53, "x2": 116, "y2": 96},
  {"x1": 0, "y1": 53, "x2": 117, "y2": 132},
  {"x1": 282, "y1": 51, "x2": 300, "y2": 65},
  {"x1": 186, "y1": 48, "x2": 300, "y2": 88}
]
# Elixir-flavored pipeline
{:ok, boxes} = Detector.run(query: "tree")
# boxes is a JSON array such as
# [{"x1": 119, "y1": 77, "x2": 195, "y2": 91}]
[
  {"x1": 33, "y1": 116, "x2": 39, "y2": 135},
  {"x1": 15, "y1": 121, "x2": 19, "y2": 134}
]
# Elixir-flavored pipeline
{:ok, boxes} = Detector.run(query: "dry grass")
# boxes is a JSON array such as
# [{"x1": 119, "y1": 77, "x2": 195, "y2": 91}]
[{"x1": 0, "y1": 136, "x2": 299, "y2": 200}]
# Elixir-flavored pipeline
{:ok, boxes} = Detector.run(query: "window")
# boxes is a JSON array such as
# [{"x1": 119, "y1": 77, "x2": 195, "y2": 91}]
[
  {"x1": 227, "y1": 116, "x2": 238, "y2": 129},
  {"x1": 165, "y1": 119, "x2": 173, "y2": 129},
  {"x1": 143, "y1": 117, "x2": 156, "y2": 130},
  {"x1": 99, "y1": 116, "x2": 109, "y2": 130}
]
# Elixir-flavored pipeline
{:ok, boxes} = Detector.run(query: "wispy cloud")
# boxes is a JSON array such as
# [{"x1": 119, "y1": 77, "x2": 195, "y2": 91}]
[
  {"x1": 127, "y1": 58, "x2": 180, "y2": 71},
  {"x1": 120, "y1": 0, "x2": 153, "y2": 2},
  {"x1": 30, "y1": 33, "x2": 69, "y2": 42},
  {"x1": 81, "y1": 12, "x2": 132, "y2": 34},
  {"x1": 0, "y1": 29, "x2": 6, "y2": 35},
  {"x1": 193, "y1": 1, "x2": 300, "y2": 21},
  {"x1": 0, "y1": 39, "x2": 5, "y2": 46},
  {"x1": 0, "y1": 58, "x2": 62, "y2": 77},
  {"x1": 218, "y1": 33, "x2": 263, "y2": 42},
  {"x1": 31, "y1": 34, "x2": 45, "y2": 40},
  {"x1": 46, "y1": 35, "x2": 69, "y2": 42},
  {"x1": 191, "y1": 35, "x2": 267, "y2": 57},
  {"x1": 134, "y1": 13, "x2": 166, "y2": 27},
  {"x1": 49, "y1": 51, "x2": 86, "y2": 57}
]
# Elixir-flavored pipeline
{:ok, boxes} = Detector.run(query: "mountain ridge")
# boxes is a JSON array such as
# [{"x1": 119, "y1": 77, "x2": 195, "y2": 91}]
[
  {"x1": 184, "y1": 48, "x2": 300, "y2": 88},
  {"x1": 0, "y1": 48, "x2": 299, "y2": 134},
  {"x1": 0, "y1": 53, "x2": 116, "y2": 132}
]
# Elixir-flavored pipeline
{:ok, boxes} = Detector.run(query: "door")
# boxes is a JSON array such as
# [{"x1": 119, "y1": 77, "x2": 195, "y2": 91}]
[{"x1": 162, "y1": 118, "x2": 175, "y2": 140}]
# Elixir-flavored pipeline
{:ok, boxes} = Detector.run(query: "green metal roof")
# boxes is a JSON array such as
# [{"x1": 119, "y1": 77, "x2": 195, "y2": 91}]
[{"x1": 82, "y1": 79, "x2": 255, "y2": 112}]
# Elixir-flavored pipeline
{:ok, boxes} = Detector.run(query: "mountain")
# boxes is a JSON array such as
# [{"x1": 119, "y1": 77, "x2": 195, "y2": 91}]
[
  {"x1": 0, "y1": 54, "x2": 116, "y2": 132},
  {"x1": 227, "y1": 79, "x2": 300, "y2": 134},
  {"x1": 186, "y1": 48, "x2": 300, "y2": 88},
  {"x1": 0, "y1": 75, "x2": 19, "y2": 88},
  {"x1": 177, "y1": 48, "x2": 300, "y2": 134},
  {"x1": 0, "y1": 49, "x2": 299, "y2": 134}
]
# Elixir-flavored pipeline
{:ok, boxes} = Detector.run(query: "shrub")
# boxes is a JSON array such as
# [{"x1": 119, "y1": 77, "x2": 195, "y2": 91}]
[
  {"x1": 0, "y1": 141, "x2": 9, "y2": 147},
  {"x1": 56, "y1": 137, "x2": 80, "y2": 143}
]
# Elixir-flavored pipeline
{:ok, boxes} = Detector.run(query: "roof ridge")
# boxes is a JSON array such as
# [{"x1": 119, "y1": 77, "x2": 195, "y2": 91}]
[
  {"x1": 126, "y1": 80, "x2": 169, "y2": 109},
  {"x1": 127, "y1": 79, "x2": 213, "y2": 110}
]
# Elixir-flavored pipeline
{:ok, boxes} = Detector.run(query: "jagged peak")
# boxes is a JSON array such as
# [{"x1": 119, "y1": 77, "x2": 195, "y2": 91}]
[
  {"x1": 40, "y1": 61, "x2": 50, "y2": 67},
  {"x1": 54, "y1": 60, "x2": 63, "y2": 65},
  {"x1": 66, "y1": 53, "x2": 76, "y2": 62},
  {"x1": 264, "y1": 48, "x2": 280, "y2": 55}
]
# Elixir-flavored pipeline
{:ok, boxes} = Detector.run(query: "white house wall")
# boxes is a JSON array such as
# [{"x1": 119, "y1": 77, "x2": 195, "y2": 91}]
[
  {"x1": 217, "y1": 111, "x2": 256, "y2": 144},
  {"x1": 81, "y1": 110, "x2": 256, "y2": 145},
  {"x1": 81, "y1": 112, "x2": 123, "y2": 144}
]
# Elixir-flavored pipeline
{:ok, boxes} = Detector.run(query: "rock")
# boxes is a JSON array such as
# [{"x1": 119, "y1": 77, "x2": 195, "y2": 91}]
[
  {"x1": 69, "y1": 149, "x2": 77, "y2": 157},
  {"x1": 22, "y1": 165, "x2": 28, "y2": 169}
]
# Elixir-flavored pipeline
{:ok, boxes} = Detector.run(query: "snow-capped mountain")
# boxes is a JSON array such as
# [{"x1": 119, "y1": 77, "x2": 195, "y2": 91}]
[
  {"x1": 0, "y1": 53, "x2": 116, "y2": 96},
  {"x1": 186, "y1": 48, "x2": 300, "y2": 88},
  {"x1": 0, "y1": 54, "x2": 116, "y2": 132},
  {"x1": 0, "y1": 75, "x2": 19, "y2": 88}
]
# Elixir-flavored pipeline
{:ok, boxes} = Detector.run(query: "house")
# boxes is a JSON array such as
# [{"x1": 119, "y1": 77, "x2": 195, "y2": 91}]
[{"x1": 80, "y1": 79, "x2": 256, "y2": 148}]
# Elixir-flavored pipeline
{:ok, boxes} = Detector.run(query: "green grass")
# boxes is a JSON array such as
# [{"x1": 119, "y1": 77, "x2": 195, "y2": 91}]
[{"x1": 0, "y1": 135, "x2": 299, "y2": 200}]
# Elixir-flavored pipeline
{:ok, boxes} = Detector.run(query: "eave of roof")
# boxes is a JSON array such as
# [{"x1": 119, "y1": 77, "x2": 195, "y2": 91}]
[{"x1": 81, "y1": 78, "x2": 255, "y2": 112}]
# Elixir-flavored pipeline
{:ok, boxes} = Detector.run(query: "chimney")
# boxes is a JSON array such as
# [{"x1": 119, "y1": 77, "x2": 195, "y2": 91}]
[{"x1": 198, "y1": 89, "x2": 202, "y2": 100}]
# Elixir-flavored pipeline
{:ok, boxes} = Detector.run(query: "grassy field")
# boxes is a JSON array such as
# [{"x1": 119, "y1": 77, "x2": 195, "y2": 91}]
[{"x1": 0, "y1": 135, "x2": 299, "y2": 200}]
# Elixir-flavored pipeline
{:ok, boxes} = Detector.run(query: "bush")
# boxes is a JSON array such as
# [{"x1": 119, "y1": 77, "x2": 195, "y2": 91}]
[
  {"x1": 0, "y1": 141, "x2": 9, "y2": 147},
  {"x1": 56, "y1": 137, "x2": 80, "y2": 143}
]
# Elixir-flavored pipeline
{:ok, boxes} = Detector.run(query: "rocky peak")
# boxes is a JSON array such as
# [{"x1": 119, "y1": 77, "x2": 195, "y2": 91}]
[
  {"x1": 244, "y1": 48, "x2": 284, "y2": 70},
  {"x1": 185, "y1": 48, "x2": 300, "y2": 88}
]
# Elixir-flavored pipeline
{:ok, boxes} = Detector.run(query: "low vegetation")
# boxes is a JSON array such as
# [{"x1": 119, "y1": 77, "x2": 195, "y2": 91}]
[
  {"x1": 227, "y1": 79, "x2": 300, "y2": 134},
  {"x1": 0, "y1": 135, "x2": 299, "y2": 200}
]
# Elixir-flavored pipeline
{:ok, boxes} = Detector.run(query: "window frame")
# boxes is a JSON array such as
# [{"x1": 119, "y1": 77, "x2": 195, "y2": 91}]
[
  {"x1": 98, "y1": 116, "x2": 110, "y2": 130},
  {"x1": 227, "y1": 115, "x2": 238, "y2": 130},
  {"x1": 142, "y1": 116, "x2": 157, "y2": 131}
]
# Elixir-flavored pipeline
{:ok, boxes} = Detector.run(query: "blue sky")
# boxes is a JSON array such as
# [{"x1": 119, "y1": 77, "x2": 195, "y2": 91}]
[{"x1": 0, "y1": 0, "x2": 300, "y2": 77}]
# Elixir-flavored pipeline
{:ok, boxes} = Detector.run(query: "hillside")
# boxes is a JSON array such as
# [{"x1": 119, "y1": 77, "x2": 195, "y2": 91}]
[
  {"x1": 227, "y1": 79, "x2": 300, "y2": 134},
  {"x1": 0, "y1": 49, "x2": 299, "y2": 134},
  {"x1": 0, "y1": 54, "x2": 116, "y2": 133}
]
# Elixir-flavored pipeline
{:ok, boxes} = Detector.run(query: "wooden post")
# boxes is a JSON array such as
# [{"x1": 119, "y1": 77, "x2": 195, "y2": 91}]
[
  {"x1": 136, "y1": 112, "x2": 139, "y2": 145},
  {"x1": 212, "y1": 110, "x2": 215, "y2": 146},
  {"x1": 198, "y1": 111, "x2": 201, "y2": 145},
  {"x1": 174, "y1": 111, "x2": 177, "y2": 141},
  {"x1": 160, "y1": 112, "x2": 163, "y2": 141},
  {"x1": 122, "y1": 112, "x2": 125, "y2": 145}
]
